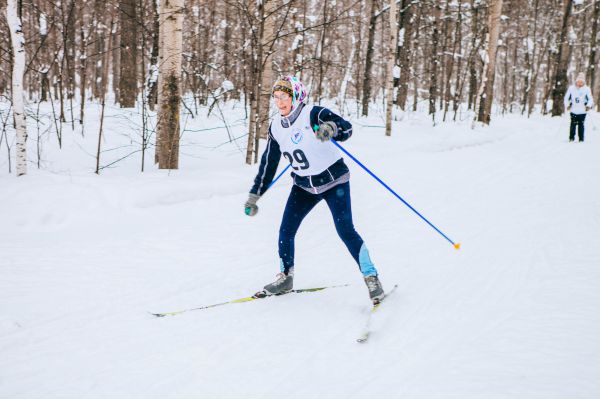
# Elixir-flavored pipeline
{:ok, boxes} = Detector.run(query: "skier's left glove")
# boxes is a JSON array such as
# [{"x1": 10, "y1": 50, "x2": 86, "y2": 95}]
[
  {"x1": 244, "y1": 193, "x2": 260, "y2": 216},
  {"x1": 315, "y1": 121, "x2": 338, "y2": 142}
]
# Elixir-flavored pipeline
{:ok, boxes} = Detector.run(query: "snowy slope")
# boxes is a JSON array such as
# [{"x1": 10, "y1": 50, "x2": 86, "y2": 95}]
[{"x1": 1, "y1": 104, "x2": 599, "y2": 398}]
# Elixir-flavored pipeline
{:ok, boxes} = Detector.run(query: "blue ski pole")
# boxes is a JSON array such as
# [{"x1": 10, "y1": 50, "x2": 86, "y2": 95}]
[
  {"x1": 330, "y1": 139, "x2": 460, "y2": 250},
  {"x1": 267, "y1": 163, "x2": 292, "y2": 189},
  {"x1": 245, "y1": 163, "x2": 291, "y2": 216}
]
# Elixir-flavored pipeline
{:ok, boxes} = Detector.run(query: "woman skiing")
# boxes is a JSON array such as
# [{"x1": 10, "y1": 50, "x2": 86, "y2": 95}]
[{"x1": 244, "y1": 75, "x2": 385, "y2": 304}]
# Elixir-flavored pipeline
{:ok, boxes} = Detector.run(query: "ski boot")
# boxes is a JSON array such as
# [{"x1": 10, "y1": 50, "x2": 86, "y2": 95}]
[
  {"x1": 364, "y1": 275, "x2": 384, "y2": 305},
  {"x1": 255, "y1": 268, "x2": 294, "y2": 298}
]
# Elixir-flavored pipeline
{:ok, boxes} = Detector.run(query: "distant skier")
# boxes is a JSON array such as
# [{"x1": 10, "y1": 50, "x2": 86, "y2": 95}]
[
  {"x1": 564, "y1": 73, "x2": 594, "y2": 142},
  {"x1": 243, "y1": 75, "x2": 385, "y2": 304}
]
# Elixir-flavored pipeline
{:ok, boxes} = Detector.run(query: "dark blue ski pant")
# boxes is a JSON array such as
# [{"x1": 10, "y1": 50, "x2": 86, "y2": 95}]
[
  {"x1": 278, "y1": 182, "x2": 376, "y2": 276},
  {"x1": 570, "y1": 113, "x2": 586, "y2": 141}
]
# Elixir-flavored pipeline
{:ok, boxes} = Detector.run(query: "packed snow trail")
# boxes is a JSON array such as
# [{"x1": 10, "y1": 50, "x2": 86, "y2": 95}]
[{"x1": 1, "y1": 108, "x2": 599, "y2": 398}]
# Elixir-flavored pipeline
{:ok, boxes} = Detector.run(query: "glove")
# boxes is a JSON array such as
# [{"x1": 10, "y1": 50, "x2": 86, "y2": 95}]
[
  {"x1": 314, "y1": 121, "x2": 337, "y2": 142},
  {"x1": 586, "y1": 106, "x2": 591, "y2": 111},
  {"x1": 244, "y1": 193, "x2": 260, "y2": 216},
  {"x1": 567, "y1": 105, "x2": 571, "y2": 111}
]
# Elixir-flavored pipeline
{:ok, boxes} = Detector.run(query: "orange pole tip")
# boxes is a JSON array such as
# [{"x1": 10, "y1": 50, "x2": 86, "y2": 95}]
[{"x1": 454, "y1": 243, "x2": 461, "y2": 250}]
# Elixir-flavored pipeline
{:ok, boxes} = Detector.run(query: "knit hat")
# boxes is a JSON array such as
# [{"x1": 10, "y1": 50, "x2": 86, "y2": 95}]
[
  {"x1": 272, "y1": 79, "x2": 293, "y2": 97},
  {"x1": 272, "y1": 75, "x2": 307, "y2": 110},
  {"x1": 576, "y1": 73, "x2": 586, "y2": 84}
]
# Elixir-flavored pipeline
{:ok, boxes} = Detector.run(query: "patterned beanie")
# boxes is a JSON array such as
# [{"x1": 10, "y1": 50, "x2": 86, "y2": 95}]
[
  {"x1": 576, "y1": 73, "x2": 586, "y2": 84},
  {"x1": 272, "y1": 75, "x2": 307, "y2": 110}
]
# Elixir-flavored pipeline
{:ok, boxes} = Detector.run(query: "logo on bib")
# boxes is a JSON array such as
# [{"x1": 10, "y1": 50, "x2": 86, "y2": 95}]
[{"x1": 291, "y1": 128, "x2": 303, "y2": 144}]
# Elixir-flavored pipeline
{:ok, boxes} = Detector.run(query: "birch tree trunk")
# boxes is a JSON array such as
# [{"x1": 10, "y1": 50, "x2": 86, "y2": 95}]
[
  {"x1": 412, "y1": 5, "x2": 423, "y2": 111},
  {"x1": 452, "y1": 1, "x2": 465, "y2": 120},
  {"x1": 78, "y1": 2, "x2": 87, "y2": 126},
  {"x1": 353, "y1": 0, "x2": 365, "y2": 113},
  {"x1": 428, "y1": 1, "x2": 441, "y2": 122},
  {"x1": 292, "y1": 2, "x2": 306, "y2": 78},
  {"x1": 587, "y1": 0, "x2": 600, "y2": 110},
  {"x1": 245, "y1": 0, "x2": 275, "y2": 165},
  {"x1": 7, "y1": 0, "x2": 28, "y2": 176},
  {"x1": 112, "y1": 3, "x2": 121, "y2": 102},
  {"x1": 157, "y1": 0, "x2": 184, "y2": 169},
  {"x1": 119, "y1": 0, "x2": 138, "y2": 108},
  {"x1": 551, "y1": 0, "x2": 573, "y2": 116},
  {"x1": 259, "y1": 0, "x2": 275, "y2": 141},
  {"x1": 385, "y1": 0, "x2": 398, "y2": 136},
  {"x1": 95, "y1": 18, "x2": 114, "y2": 175},
  {"x1": 361, "y1": 0, "x2": 377, "y2": 117},
  {"x1": 338, "y1": 35, "x2": 356, "y2": 116},
  {"x1": 524, "y1": 0, "x2": 541, "y2": 116},
  {"x1": 39, "y1": 12, "x2": 50, "y2": 102},
  {"x1": 154, "y1": 0, "x2": 165, "y2": 164},
  {"x1": 64, "y1": 0, "x2": 76, "y2": 103},
  {"x1": 395, "y1": 0, "x2": 414, "y2": 111},
  {"x1": 467, "y1": 0, "x2": 480, "y2": 110},
  {"x1": 429, "y1": 4, "x2": 441, "y2": 125},
  {"x1": 443, "y1": 0, "x2": 459, "y2": 122},
  {"x1": 148, "y1": 0, "x2": 159, "y2": 111},
  {"x1": 477, "y1": 0, "x2": 503, "y2": 125},
  {"x1": 92, "y1": 0, "x2": 106, "y2": 99},
  {"x1": 314, "y1": 1, "x2": 329, "y2": 103}
]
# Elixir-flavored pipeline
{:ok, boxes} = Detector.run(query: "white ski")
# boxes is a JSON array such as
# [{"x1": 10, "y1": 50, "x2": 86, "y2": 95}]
[{"x1": 357, "y1": 284, "x2": 399, "y2": 343}]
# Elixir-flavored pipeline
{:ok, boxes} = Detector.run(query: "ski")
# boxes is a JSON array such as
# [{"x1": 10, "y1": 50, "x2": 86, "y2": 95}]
[
  {"x1": 150, "y1": 284, "x2": 349, "y2": 318},
  {"x1": 357, "y1": 284, "x2": 399, "y2": 343}
]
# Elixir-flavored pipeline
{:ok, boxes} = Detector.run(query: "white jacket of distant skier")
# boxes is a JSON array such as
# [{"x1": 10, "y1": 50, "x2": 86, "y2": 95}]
[{"x1": 564, "y1": 85, "x2": 594, "y2": 115}]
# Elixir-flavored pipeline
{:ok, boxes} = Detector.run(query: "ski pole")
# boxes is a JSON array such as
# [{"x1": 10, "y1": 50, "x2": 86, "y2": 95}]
[
  {"x1": 331, "y1": 139, "x2": 461, "y2": 250},
  {"x1": 245, "y1": 163, "x2": 291, "y2": 216},
  {"x1": 267, "y1": 163, "x2": 292, "y2": 189}
]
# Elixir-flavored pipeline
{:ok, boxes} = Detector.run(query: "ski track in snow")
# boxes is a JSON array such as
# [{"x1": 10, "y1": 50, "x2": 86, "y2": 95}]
[{"x1": 1, "y1": 105, "x2": 599, "y2": 398}]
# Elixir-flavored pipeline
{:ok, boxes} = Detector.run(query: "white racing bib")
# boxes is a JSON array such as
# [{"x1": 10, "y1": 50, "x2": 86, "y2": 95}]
[
  {"x1": 566, "y1": 85, "x2": 593, "y2": 114},
  {"x1": 270, "y1": 105, "x2": 341, "y2": 177}
]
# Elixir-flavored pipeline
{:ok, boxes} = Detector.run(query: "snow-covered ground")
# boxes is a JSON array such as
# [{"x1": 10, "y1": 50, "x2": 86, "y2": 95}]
[{"x1": 1, "y1": 101, "x2": 599, "y2": 398}]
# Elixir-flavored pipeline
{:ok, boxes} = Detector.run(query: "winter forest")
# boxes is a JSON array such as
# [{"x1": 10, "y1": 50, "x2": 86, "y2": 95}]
[
  {"x1": 2, "y1": 1, "x2": 600, "y2": 398},
  {"x1": 1, "y1": 0, "x2": 599, "y2": 174}
]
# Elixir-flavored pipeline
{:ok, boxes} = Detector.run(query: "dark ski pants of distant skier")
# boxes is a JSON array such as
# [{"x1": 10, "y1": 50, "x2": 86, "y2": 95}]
[
  {"x1": 278, "y1": 182, "x2": 364, "y2": 274},
  {"x1": 570, "y1": 113, "x2": 586, "y2": 141}
]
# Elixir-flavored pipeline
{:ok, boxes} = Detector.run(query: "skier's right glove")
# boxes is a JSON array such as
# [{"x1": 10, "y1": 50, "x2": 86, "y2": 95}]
[
  {"x1": 244, "y1": 193, "x2": 260, "y2": 216},
  {"x1": 314, "y1": 121, "x2": 338, "y2": 142}
]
